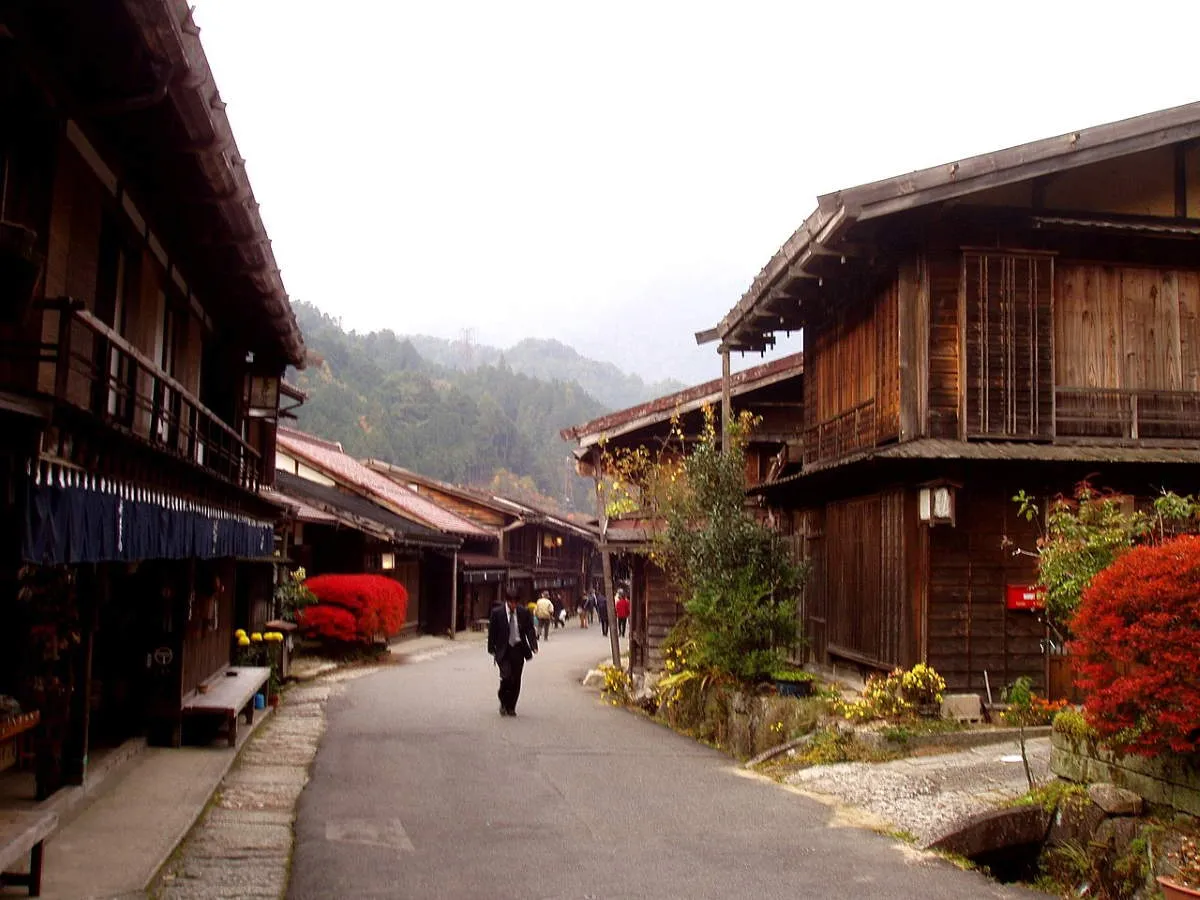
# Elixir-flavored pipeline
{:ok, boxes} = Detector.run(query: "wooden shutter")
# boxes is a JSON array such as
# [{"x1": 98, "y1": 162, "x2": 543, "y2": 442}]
[{"x1": 964, "y1": 253, "x2": 1053, "y2": 438}]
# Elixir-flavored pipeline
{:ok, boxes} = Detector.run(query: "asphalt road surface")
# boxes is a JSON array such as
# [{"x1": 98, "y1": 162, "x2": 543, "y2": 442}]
[{"x1": 289, "y1": 626, "x2": 1042, "y2": 900}]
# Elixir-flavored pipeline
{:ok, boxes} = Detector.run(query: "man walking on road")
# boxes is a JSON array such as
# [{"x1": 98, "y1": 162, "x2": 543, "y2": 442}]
[
  {"x1": 534, "y1": 591, "x2": 554, "y2": 641},
  {"x1": 488, "y1": 595, "x2": 538, "y2": 716}
]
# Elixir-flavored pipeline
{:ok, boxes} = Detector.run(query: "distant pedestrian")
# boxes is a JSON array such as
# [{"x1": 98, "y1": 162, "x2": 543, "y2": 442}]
[
  {"x1": 534, "y1": 591, "x2": 554, "y2": 641},
  {"x1": 487, "y1": 596, "x2": 538, "y2": 716},
  {"x1": 596, "y1": 592, "x2": 609, "y2": 636},
  {"x1": 585, "y1": 591, "x2": 596, "y2": 625},
  {"x1": 578, "y1": 598, "x2": 588, "y2": 629},
  {"x1": 615, "y1": 588, "x2": 630, "y2": 639}
]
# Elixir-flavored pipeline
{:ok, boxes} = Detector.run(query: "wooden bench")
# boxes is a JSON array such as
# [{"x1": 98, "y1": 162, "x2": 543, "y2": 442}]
[
  {"x1": 471, "y1": 618, "x2": 489, "y2": 633},
  {"x1": 181, "y1": 666, "x2": 270, "y2": 747},
  {"x1": 0, "y1": 810, "x2": 56, "y2": 897}
]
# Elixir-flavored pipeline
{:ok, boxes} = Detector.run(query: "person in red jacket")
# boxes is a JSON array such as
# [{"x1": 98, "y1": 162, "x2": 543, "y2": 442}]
[{"x1": 614, "y1": 588, "x2": 630, "y2": 639}]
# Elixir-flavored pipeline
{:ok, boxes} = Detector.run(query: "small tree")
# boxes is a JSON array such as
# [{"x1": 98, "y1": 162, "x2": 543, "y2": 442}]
[
  {"x1": 1014, "y1": 482, "x2": 1197, "y2": 637},
  {"x1": 1072, "y1": 535, "x2": 1200, "y2": 756},
  {"x1": 606, "y1": 406, "x2": 804, "y2": 683}
]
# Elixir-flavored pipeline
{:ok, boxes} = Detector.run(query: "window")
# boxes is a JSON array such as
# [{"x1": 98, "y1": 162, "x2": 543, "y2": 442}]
[{"x1": 963, "y1": 252, "x2": 1053, "y2": 439}]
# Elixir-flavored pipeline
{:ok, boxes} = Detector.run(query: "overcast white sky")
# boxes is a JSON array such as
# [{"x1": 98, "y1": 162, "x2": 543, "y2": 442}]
[{"x1": 195, "y1": 1, "x2": 1199, "y2": 385}]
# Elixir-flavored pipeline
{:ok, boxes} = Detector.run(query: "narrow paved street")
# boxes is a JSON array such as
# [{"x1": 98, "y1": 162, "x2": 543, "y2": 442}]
[{"x1": 288, "y1": 628, "x2": 1040, "y2": 899}]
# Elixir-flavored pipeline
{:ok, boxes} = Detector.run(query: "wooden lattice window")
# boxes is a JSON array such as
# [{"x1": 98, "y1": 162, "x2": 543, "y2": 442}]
[{"x1": 963, "y1": 252, "x2": 1053, "y2": 439}]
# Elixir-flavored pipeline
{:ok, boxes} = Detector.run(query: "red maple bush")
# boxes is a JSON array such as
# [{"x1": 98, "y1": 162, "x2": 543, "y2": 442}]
[
  {"x1": 298, "y1": 574, "x2": 408, "y2": 645},
  {"x1": 1072, "y1": 535, "x2": 1200, "y2": 756}
]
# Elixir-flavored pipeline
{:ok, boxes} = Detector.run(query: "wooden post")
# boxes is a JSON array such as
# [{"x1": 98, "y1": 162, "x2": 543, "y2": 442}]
[
  {"x1": 721, "y1": 347, "x2": 732, "y2": 454},
  {"x1": 449, "y1": 550, "x2": 458, "y2": 639},
  {"x1": 592, "y1": 465, "x2": 620, "y2": 667}
]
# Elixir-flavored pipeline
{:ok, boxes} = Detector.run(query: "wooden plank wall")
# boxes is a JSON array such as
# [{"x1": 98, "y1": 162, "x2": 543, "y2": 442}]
[
  {"x1": 798, "y1": 508, "x2": 827, "y2": 663},
  {"x1": 875, "y1": 280, "x2": 901, "y2": 439},
  {"x1": 1056, "y1": 263, "x2": 1200, "y2": 392},
  {"x1": 822, "y1": 490, "x2": 905, "y2": 669},
  {"x1": 805, "y1": 276, "x2": 900, "y2": 438},
  {"x1": 641, "y1": 557, "x2": 681, "y2": 671},
  {"x1": 927, "y1": 253, "x2": 961, "y2": 438},
  {"x1": 926, "y1": 484, "x2": 1043, "y2": 693}
]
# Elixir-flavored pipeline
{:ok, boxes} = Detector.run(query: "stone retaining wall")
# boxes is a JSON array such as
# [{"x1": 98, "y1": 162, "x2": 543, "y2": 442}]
[{"x1": 1050, "y1": 731, "x2": 1200, "y2": 815}]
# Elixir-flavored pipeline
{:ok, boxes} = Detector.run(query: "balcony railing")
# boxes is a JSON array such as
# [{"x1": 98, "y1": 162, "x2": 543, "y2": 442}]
[
  {"x1": 1055, "y1": 387, "x2": 1200, "y2": 441},
  {"x1": 803, "y1": 399, "x2": 877, "y2": 465},
  {"x1": 0, "y1": 300, "x2": 261, "y2": 492}
]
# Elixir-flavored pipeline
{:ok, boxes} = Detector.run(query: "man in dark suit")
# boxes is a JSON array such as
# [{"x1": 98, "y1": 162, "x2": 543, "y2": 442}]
[{"x1": 487, "y1": 595, "x2": 538, "y2": 716}]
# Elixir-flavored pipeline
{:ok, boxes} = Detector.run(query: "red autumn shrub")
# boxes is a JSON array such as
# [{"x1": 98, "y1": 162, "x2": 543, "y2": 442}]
[
  {"x1": 1072, "y1": 535, "x2": 1200, "y2": 756},
  {"x1": 300, "y1": 574, "x2": 408, "y2": 644},
  {"x1": 297, "y1": 604, "x2": 358, "y2": 644}
]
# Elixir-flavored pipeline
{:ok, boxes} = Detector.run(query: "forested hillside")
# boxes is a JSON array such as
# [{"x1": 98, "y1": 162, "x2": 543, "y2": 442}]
[
  {"x1": 288, "y1": 303, "x2": 616, "y2": 510},
  {"x1": 403, "y1": 335, "x2": 684, "y2": 410}
]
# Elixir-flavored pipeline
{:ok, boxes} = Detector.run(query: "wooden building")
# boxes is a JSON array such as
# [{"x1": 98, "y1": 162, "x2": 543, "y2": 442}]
[
  {"x1": 562, "y1": 353, "x2": 805, "y2": 671},
  {"x1": 275, "y1": 429, "x2": 492, "y2": 635},
  {"x1": 702, "y1": 103, "x2": 1200, "y2": 695},
  {"x1": 366, "y1": 460, "x2": 599, "y2": 630},
  {"x1": 0, "y1": 0, "x2": 303, "y2": 789}
]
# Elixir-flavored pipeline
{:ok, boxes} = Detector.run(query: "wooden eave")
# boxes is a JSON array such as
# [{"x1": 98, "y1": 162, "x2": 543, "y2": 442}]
[
  {"x1": 750, "y1": 439, "x2": 1200, "y2": 495},
  {"x1": 3, "y1": 0, "x2": 305, "y2": 366},
  {"x1": 561, "y1": 353, "x2": 804, "y2": 449},
  {"x1": 706, "y1": 100, "x2": 1200, "y2": 354}
]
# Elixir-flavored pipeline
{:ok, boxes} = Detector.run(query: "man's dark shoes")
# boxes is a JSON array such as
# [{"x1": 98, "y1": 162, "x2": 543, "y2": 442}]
[{"x1": 499, "y1": 705, "x2": 508, "y2": 716}]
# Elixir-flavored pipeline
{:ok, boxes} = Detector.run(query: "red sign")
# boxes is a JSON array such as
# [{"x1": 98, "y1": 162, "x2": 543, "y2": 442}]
[{"x1": 1006, "y1": 584, "x2": 1045, "y2": 611}]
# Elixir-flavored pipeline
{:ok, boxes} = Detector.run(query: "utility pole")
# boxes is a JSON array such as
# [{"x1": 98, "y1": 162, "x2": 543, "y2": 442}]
[{"x1": 721, "y1": 347, "x2": 732, "y2": 454}]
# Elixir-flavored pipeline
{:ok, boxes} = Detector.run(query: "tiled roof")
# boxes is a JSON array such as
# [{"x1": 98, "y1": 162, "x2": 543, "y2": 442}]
[
  {"x1": 274, "y1": 471, "x2": 458, "y2": 547},
  {"x1": 260, "y1": 485, "x2": 337, "y2": 524},
  {"x1": 561, "y1": 352, "x2": 803, "y2": 443},
  {"x1": 277, "y1": 428, "x2": 491, "y2": 537}
]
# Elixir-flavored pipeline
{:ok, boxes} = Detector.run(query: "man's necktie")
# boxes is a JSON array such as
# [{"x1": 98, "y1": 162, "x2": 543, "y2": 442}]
[{"x1": 509, "y1": 608, "x2": 520, "y2": 645}]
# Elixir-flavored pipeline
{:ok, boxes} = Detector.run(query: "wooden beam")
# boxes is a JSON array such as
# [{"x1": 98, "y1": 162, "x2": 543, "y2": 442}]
[{"x1": 695, "y1": 326, "x2": 720, "y2": 345}]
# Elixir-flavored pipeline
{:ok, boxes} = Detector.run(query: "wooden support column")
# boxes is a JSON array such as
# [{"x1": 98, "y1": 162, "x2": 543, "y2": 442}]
[
  {"x1": 592, "y1": 467, "x2": 620, "y2": 668},
  {"x1": 449, "y1": 551, "x2": 458, "y2": 638},
  {"x1": 721, "y1": 347, "x2": 732, "y2": 454},
  {"x1": 63, "y1": 565, "x2": 99, "y2": 786}
]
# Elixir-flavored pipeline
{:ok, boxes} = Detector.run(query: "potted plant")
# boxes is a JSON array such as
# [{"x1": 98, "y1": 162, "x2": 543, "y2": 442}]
[
  {"x1": 772, "y1": 668, "x2": 815, "y2": 698},
  {"x1": 1159, "y1": 836, "x2": 1200, "y2": 899},
  {"x1": 0, "y1": 221, "x2": 43, "y2": 323}
]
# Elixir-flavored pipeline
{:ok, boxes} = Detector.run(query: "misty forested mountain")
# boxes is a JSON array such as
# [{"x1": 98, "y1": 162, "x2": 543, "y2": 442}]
[
  {"x1": 399, "y1": 335, "x2": 683, "y2": 411},
  {"x1": 288, "y1": 303, "x2": 637, "y2": 510}
]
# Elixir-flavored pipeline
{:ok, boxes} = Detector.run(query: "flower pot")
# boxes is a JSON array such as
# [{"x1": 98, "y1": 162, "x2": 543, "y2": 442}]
[
  {"x1": 268, "y1": 694, "x2": 280, "y2": 709},
  {"x1": 1159, "y1": 876, "x2": 1200, "y2": 899},
  {"x1": 0, "y1": 222, "x2": 43, "y2": 323}
]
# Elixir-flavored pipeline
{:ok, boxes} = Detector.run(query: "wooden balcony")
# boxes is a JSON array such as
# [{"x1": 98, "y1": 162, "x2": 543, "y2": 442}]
[
  {"x1": 0, "y1": 300, "x2": 262, "y2": 492},
  {"x1": 1055, "y1": 387, "x2": 1200, "y2": 441},
  {"x1": 802, "y1": 399, "x2": 877, "y2": 465}
]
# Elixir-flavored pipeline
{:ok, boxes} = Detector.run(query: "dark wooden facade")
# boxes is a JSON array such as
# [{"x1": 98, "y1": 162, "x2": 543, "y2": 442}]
[
  {"x1": 0, "y1": 0, "x2": 304, "y2": 788},
  {"x1": 708, "y1": 103, "x2": 1200, "y2": 695}
]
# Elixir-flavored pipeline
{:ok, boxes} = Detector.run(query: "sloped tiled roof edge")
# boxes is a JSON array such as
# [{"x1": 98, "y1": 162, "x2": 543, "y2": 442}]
[
  {"x1": 276, "y1": 428, "x2": 491, "y2": 538},
  {"x1": 560, "y1": 351, "x2": 803, "y2": 445}
]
